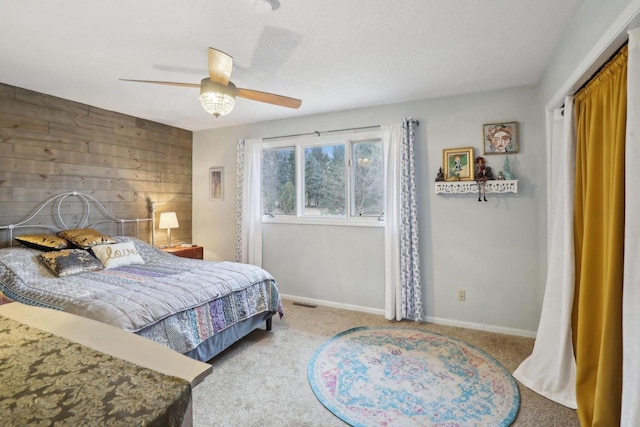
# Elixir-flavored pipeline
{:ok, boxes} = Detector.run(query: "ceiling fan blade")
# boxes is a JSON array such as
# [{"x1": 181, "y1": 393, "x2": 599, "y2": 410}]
[
  {"x1": 120, "y1": 79, "x2": 200, "y2": 88},
  {"x1": 208, "y1": 47, "x2": 233, "y2": 86},
  {"x1": 236, "y1": 88, "x2": 302, "y2": 109}
]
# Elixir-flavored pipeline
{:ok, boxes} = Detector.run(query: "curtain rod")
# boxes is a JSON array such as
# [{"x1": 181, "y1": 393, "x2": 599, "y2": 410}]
[
  {"x1": 560, "y1": 40, "x2": 628, "y2": 115},
  {"x1": 575, "y1": 40, "x2": 628, "y2": 96},
  {"x1": 262, "y1": 119, "x2": 419, "y2": 141}
]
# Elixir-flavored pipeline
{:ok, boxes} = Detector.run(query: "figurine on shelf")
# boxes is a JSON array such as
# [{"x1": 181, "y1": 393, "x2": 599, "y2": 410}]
[
  {"x1": 503, "y1": 155, "x2": 514, "y2": 180},
  {"x1": 475, "y1": 156, "x2": 489, "y2": 202},
  {"x1": 485, "y1": 166, "x2": 494, "y2": 180},
  {"x1": 453, "y1": 155, "x2": 463, "y2": 180},
  {"x1": 485, "y1": 166, "x2": 496, "y2": 179},
  {"x1": 435, "y1": 167, "x2": 445, "y2": 182}
]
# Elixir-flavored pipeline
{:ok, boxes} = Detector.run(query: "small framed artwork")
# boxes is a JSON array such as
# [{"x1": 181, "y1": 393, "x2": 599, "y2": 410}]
[
  {"x1": 209, "y1": 167, "x2": 224, "y2": 201},
  {"x1": 483, "y1": 122, "x2": 518, "y2": 154},
  {"x1": 443, "y1": 147, "x2": 475, "y2": 181}
]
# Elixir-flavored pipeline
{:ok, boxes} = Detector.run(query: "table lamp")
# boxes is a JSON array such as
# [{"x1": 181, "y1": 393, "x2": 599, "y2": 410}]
[{"x1": 158, "y1": 212, "x2": 179, "y2": 248}]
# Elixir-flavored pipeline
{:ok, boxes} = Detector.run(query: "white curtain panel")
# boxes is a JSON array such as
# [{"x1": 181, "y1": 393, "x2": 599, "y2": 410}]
[
  {"x1": 383, "y1": 119, "x2": 423, "y2": 321},
  {"x1": 622, "y1": 26, "x2": 640, "y2": 427},
  {"x1": 513, "y1": 98, "x2": 577, "y2": 408},
  {"x1": 236, "y1": 138, "x2": 263, "y2": 266},
  {"x1": 383, "y1": 123, "x2": 402, "y2": 320}
]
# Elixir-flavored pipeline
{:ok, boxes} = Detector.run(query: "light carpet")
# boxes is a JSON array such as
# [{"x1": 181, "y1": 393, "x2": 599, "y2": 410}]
[
  {"x1": 308, "y1": 326, "x2": 520, "y2": 426},
  {"x1": 192, "y1": 300, "x2": 579, "y2": 426}
]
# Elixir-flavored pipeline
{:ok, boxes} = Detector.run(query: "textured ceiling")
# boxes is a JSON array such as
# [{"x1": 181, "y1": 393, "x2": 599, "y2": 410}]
[{"x1": 0, "y1": 0, "x2": 582, "y2": 131}]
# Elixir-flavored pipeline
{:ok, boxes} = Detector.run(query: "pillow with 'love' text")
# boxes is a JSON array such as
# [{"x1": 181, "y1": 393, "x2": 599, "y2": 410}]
[{"x1": 92, "y1": 241, "x2": 145, "y2": 269}]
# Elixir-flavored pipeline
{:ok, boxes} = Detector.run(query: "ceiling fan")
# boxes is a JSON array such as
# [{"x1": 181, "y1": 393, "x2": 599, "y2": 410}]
[{"x1": 121, "y1": 47, "x2": 302, "y2": 117}]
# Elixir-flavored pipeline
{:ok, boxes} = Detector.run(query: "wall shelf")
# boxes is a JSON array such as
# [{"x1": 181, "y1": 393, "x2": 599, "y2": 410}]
[{"x1": 435, "y1": 180, "x2": 518, "y2": 194}]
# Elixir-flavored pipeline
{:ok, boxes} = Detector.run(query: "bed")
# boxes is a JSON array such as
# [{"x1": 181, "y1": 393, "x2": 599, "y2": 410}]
[{"x1": 0, "y1": 191, "x2": 283, "y2": 362}]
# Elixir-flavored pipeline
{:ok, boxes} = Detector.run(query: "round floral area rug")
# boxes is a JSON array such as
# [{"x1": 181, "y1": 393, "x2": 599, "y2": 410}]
[{"x1": 307, "y1": 327, "x2": 520, "y2": 427}]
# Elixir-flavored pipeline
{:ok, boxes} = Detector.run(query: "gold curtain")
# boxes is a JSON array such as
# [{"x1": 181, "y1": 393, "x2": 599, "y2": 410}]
[{"x1": 573, "y1": 45, "x2": 627, "y2": 426}]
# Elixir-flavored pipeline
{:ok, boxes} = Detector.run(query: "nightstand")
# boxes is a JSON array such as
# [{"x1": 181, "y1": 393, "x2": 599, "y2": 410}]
[{"x1": 161, "y1": 245, "x2": 204, "y2": 260}]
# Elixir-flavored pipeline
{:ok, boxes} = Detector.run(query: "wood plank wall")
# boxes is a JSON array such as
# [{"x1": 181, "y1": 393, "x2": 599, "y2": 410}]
[{"x1": 0, "y1": 82, "x2": 193, "y2": 247}]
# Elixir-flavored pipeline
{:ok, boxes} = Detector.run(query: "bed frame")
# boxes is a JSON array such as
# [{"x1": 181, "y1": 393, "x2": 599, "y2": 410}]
[
  {"x1": 0, "y1": 191, "x2": 156, "y2": 248},
  {"x1": 0, "y1": 191, "x2": 276, "y2": 362}
]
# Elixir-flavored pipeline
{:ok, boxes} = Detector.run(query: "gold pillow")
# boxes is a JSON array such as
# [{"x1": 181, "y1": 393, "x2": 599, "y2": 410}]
[
  {"x1": 58, "y1": 228, "x2": 116, "y2": 249},
  {"x1": 14, "y1": 234, "x2": 72, "y2": 251},
  {"x1": 57, "y1": 228, "x2": 101, "y2": 239},
  {"x1": 38, "y1": 249, "x2": 104, "y2": 277}
]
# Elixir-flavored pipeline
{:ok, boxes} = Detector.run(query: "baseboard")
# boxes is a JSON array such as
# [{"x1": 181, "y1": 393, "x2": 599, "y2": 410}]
[
  {"x1": 281, "y1": 294, "x2": 537, "y2": 338},
  {"x1": 280, "y1": 294, "x2": 385, "y2": 316},
  {"x1": 424, "y1": 316, "x2": 537, "y2": 338}
]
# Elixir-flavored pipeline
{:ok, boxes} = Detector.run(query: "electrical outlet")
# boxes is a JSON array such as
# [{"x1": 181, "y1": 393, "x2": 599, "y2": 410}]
[{"x1": 457, "y1": 289, "x2": 466, "y2": 302}]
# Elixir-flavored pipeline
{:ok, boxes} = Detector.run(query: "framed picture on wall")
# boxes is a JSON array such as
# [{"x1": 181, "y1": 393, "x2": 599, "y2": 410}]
[
  {"x1": 483, "y1": 122, "x2": 518, "y2": 154},
  {"x1": 443, "y1": 147, "x2": 475, "y2": 181},
  {"x1": 209, "y1": 167, "x2": 224, "y2": 201}
]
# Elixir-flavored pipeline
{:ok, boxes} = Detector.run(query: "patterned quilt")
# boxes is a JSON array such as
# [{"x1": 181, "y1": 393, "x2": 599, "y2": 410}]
[
  {"x1": 0, "y1": 315, "x2": 191, "y2": 426},
  {"x1": 0, "y1": 237, "x2": 283, "y2": 354}
]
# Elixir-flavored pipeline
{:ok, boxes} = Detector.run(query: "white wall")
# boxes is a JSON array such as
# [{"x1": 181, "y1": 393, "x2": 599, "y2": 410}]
[
  {"x1": 416, "y1": 87, "x2": 542, "y2": 335},
  {"x1": 263, "y1": 224, "x2": 385, "y2": 311},
  {"x1": 194, "y1": 85, "x2": 543, "y2": 336}
]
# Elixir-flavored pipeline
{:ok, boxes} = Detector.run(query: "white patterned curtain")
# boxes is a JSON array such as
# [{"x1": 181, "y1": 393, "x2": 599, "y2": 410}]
[
  {"x1": 235, "y1": 138, "x2": 263, "y2": 266},
  {"x1": 622, "y1": 26, "x2": 640, "y2": 427},
  {"x1": 513, "y1": 99, "x2": 577, "y2": 408},
  {"x1": 383, "y1": 118, "x2": 422, "y2": 321}
]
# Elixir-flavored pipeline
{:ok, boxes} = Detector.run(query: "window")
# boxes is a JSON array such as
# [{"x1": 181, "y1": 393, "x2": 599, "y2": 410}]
[
  {"x1": 304, "y1": 144, "x2": 345, "y2": 216},
  {"x1": 262, "y1": 131, "x2": 384, "y2": 226},
  {"x1": 262, "y1": 147, "x2": 295, "y2": 215},
  {"x1": 351, "y1": 140, "x2": 384, "y2": 217}
]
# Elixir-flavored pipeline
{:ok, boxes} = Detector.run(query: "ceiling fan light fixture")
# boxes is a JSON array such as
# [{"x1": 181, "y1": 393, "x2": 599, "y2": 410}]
[{"x1": 199, "y1": 79, "x2": 237, "y2": 117}]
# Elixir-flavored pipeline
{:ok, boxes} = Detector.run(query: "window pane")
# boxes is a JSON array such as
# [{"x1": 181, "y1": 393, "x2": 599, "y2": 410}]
[
  {"x1": 304, "y1": 144, "x2": 345, "y2": 216},
  {"x1": 262, "y1": 147, "x2": 296, "y2": 215},
  {"x1": 352, "y1": 140, "x2": 383, "y2": 216}
]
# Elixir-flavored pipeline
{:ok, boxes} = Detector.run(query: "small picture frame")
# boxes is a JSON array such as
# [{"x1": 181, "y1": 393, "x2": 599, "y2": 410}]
[
  {"x1": 443, "y1": 147, "x2": 475, "y2": 181},
  {"x1": 209, "y1": 167, "x2": 224, "y2": 201},
  {"x1": 483, "y1": 122, "x2": 518, "y2": 154}
]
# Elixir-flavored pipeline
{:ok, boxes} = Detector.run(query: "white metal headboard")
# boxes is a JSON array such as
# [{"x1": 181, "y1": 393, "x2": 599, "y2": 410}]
[{"x1": 0, "y1": 191, "x2": 156, "y2": 247}]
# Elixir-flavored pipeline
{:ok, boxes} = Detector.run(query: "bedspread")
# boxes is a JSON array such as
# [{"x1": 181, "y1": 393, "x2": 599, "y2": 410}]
[
  {"x1": 0, "y1": 315, "x2": 191, "y2": 426},
  {"x1": 0, "y1": 237, "x2": 283, "y2": 355},
  {"x1": 65, "y1": 260, "x2": 276, "y2": 332}
]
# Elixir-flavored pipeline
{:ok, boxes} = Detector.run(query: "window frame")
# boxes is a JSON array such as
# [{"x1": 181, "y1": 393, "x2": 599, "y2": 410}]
[{"x1": 261, "y1": 130, "x2": 384, "y2": 228}]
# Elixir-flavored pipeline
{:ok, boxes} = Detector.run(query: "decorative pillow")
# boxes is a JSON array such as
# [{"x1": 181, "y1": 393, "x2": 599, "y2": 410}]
[
  {"x1": 38, "y1": 249, "x2": 104, "y2": 277},
  {"x1": 92, "y1": 241, "x2": 145, "y2": 269},
  {"x1": 58, "y1": 227, "x2": 101, "y2": 237},
  {"x1": 14, "y1": 234, "x2": 73, "y2": 251},
  {"x1": 58, "y1": 228, "x2": 116, "y2": 249}
]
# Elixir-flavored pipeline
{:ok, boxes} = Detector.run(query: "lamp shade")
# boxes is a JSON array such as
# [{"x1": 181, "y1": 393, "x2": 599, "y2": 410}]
[
  {"x1": 200, "y1": 78, "x2": 236, "y2": 117},
  {"x1": 158, "y1": 212, "x2": 179, "y2": 229}
]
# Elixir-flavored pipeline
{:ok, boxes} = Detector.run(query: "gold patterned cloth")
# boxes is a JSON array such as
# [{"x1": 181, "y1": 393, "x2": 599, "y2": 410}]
[{"x1": 0, "y1": 315, "x2": 191, "y2": 426}]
